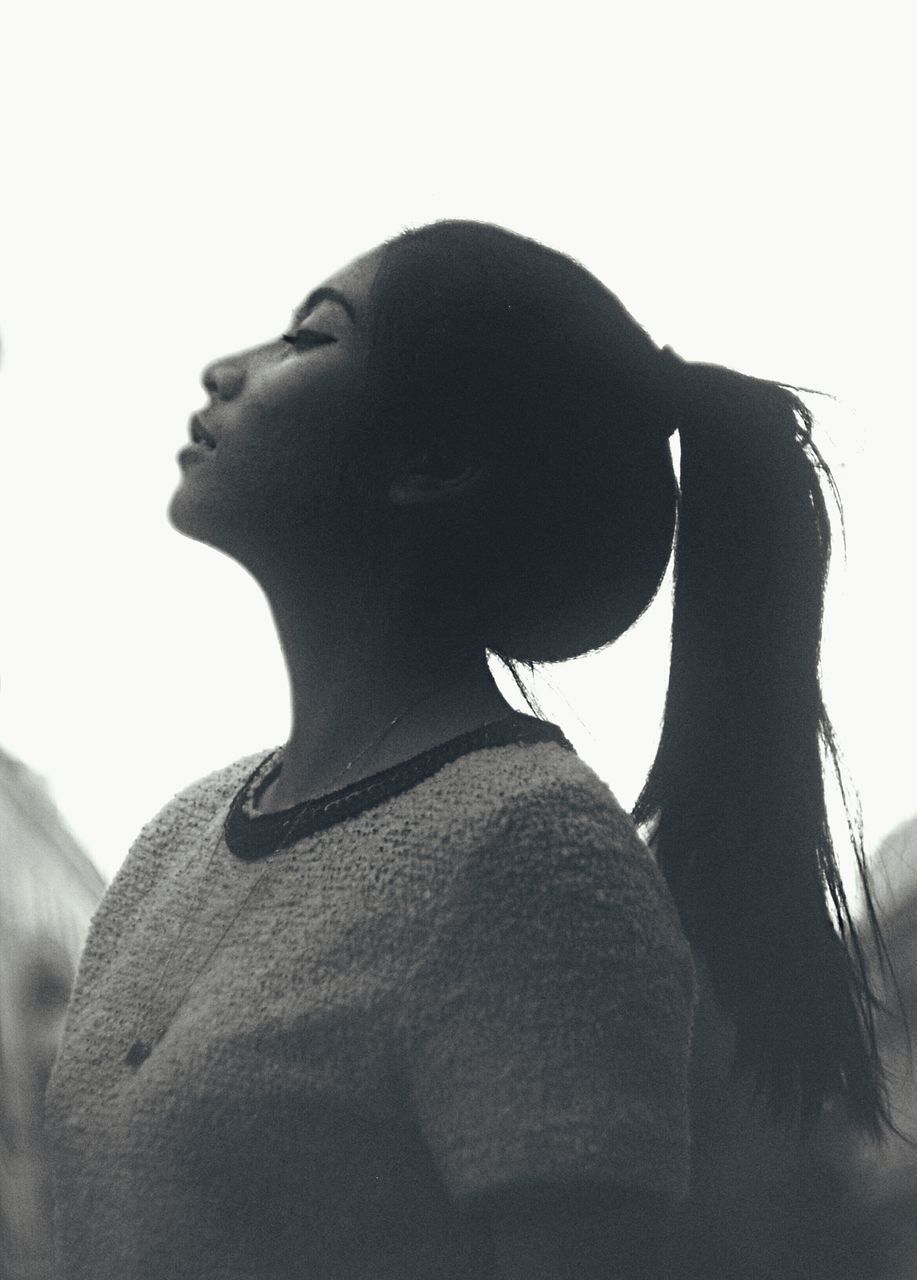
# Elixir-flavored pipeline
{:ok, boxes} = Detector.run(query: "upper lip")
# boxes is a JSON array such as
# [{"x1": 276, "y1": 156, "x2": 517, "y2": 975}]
[{"x1": 189, "y1": 413, "x2": 217, "y2": 449}]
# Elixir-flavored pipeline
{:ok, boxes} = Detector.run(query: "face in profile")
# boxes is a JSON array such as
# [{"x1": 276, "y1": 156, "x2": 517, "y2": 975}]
[{"x1": 169, "y1": 249, "x2": 383, "y2": 566}]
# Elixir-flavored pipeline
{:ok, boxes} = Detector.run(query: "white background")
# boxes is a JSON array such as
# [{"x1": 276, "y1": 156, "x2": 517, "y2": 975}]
[{"x1": 0, "y1": 2, "x2": 912, "y2": 894}]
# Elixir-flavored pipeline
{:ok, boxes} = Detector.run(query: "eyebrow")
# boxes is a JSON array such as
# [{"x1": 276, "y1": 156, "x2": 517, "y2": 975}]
[{"x1": 294, "y1": 286, "x2": 357, "y2": 325}]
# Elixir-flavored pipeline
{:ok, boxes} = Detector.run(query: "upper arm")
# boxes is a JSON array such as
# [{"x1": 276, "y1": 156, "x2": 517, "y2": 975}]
[
  {"x1": 474, "y1": 1180, "x2": 672, "y2": 1280},
  {"x1": 402, "y1": 781, "x2": 697, "y2": 1211}
]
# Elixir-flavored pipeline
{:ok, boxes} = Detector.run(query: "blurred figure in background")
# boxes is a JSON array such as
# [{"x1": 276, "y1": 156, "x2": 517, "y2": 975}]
[
  {"x1": 0, "y1": 329, "x2": 107, "y2": 1278},
  {"x1": 668, "y1": 966, "x2": 894, "y2": 1279},
  {"x1": 0, "y1": 751, "x2": 105, "y2": 1278},
  {"x1": 664, "y1": 816, "x2": 917, "y2": 1279},
  {"x1": 837, "y1": 815, "x2": 917, "y2": 1279}
]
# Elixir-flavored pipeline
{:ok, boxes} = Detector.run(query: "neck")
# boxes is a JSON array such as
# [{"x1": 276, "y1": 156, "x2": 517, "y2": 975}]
[{"x1": 253, "y1": 557, "x2": 515, "y2": 811}]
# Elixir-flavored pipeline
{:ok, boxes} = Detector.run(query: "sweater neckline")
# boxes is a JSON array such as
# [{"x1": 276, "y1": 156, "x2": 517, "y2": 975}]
[{"x1": 223, "y1": 711, "x2": 572, "y2": 861}]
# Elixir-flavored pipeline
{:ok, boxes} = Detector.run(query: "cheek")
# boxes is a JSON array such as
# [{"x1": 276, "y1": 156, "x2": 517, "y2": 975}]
[
  {"x1": 251, "y1": 358, "x2": 368, "y2": 463},
  {"x1": 171, "y1": 357, "x2": 381, "y2": 551},
  {"x1": 221, "y1": 393, "x2": 375, "y2": 532}
]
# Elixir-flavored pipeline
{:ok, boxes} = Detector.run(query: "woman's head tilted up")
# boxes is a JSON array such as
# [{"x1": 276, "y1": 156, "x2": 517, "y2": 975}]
[
  {"x1": 172, "y1": 218, "x2": 898, "y2": 1140},
  {"x1": 171, "y1": 221, "x2": 679, "y2": 663}
]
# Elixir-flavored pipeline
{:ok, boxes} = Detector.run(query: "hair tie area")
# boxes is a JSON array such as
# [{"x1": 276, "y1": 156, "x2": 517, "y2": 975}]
[{"x1": 656, "y1": 345, "x2": 690, "y2": 438}]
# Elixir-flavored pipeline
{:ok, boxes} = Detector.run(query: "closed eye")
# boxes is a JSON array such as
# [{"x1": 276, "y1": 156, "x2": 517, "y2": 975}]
[{"x1": 281, "y1": 329, "x2": 337, "y2": 350}]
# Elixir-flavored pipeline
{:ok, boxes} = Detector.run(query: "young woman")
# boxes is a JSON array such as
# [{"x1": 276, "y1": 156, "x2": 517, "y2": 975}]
[{"x1": 46, "y1": 220, "x2": 891, "y2": 1279}]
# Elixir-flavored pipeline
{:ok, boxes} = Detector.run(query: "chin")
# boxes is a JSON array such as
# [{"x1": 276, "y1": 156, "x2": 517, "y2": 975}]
[
  {"x1": 167, "y1": 482, "x2": 230, "y2": 550},
  {"x1": 168, "y1": 482, "x2": 199, "y2": 534},
  {"x1": 168, "y1": 485, "x2": 286, "y2": 574}
]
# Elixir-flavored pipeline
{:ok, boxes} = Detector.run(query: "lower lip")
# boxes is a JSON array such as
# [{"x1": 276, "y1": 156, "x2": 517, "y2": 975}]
[{"x1": 177, "y1": 444, "x2": 213, "y2": 467}]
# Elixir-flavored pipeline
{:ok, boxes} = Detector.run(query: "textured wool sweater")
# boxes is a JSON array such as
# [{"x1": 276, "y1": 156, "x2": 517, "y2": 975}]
[{"x1": 46, "y1": 713, "x2": 696, "y2": 1280}]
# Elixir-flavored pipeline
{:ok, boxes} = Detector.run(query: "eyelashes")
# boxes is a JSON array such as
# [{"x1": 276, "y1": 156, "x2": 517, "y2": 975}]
[{"x1": 281, "y1": 330, "x2": 337, "y2": 350}]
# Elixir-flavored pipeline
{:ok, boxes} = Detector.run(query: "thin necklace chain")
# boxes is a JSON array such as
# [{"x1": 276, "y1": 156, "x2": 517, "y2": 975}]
[
  {"x1": 124, "y1": 667, "x2": 476, "y2": 1068},
  {"x1": 255, "y1": 675, "x2": 468, "y2": 814}
]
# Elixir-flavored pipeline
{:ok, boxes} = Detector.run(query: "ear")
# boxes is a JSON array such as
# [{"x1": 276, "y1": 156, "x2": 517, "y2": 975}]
[{"x1": 388, "y1": 453, "x2": 494, "y2": 507}]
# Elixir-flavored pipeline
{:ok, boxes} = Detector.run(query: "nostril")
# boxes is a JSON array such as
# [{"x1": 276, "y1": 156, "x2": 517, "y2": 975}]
[{"x1": 201, "y1": 360, "x2": 245, "y2": 401}]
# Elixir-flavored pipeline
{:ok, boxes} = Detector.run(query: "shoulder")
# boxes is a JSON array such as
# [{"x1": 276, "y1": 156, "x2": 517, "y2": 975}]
[
  {"x1": 72, "y1": 750, "x2": 274, "y2": 984},
  {"x1": 111, "y1": 749, "x2": 271, "y2": 882},
  {"x1": 136, "y1": 750, "x2": 271, "y2": 844},
  {"x1": 441, "y1": 738, "x2": 689, "y2": 957},
  {"x1": 442, "y1": 733, "x2": 653, "y2": 860},
  {"x1": 415, "y1": 734, "x2": 696, "y2": 1005}
]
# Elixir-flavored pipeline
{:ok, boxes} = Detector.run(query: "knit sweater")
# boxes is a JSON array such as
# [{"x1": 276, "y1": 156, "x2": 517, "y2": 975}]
[{"x1": 46, "y1": 713, "x2": 696, "y2": 1280}]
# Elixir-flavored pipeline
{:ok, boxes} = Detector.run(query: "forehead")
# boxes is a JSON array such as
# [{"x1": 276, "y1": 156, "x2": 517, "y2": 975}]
[{"x1": 314, "y1": 248, "x2": 384, "y2": 316}]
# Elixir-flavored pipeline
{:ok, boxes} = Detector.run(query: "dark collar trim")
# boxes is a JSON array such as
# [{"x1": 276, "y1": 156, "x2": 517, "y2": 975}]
[{"x1": 223, "y1": 712, "x2": 572, "y2": 861}]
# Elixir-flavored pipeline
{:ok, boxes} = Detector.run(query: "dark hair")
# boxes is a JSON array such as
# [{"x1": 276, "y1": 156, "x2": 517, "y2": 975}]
[
  {"x1": 366, "y1": 219, "x2": 896, "y2": 1138},
  {"x1": 364, "y1": 221, "x2": 677, "y2": 660}
]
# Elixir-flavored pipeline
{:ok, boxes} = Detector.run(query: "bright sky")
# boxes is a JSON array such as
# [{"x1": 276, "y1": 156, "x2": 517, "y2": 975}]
[{"x1": 0, "y1": 2, "x2": 912, "y2": 894}]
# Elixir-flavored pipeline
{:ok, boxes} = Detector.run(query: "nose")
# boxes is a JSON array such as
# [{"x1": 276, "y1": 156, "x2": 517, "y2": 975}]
[{"x1": 201, "y1": 357, "x2": 246, "y2": 402}]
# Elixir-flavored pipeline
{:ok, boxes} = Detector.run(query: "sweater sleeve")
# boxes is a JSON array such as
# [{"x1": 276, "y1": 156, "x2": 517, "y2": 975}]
[{"x1": 400, "y1": 780, "x2": 696, "y2": 1208}]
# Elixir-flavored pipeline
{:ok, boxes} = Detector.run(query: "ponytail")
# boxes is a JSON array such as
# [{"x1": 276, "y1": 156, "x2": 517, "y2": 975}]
[
  {"x1": 633, "y1": 357, "x2": 894, "y2": 1138},
  {"x1": 371, "y1": 216, "x2": 896, "y2": 1134}
]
